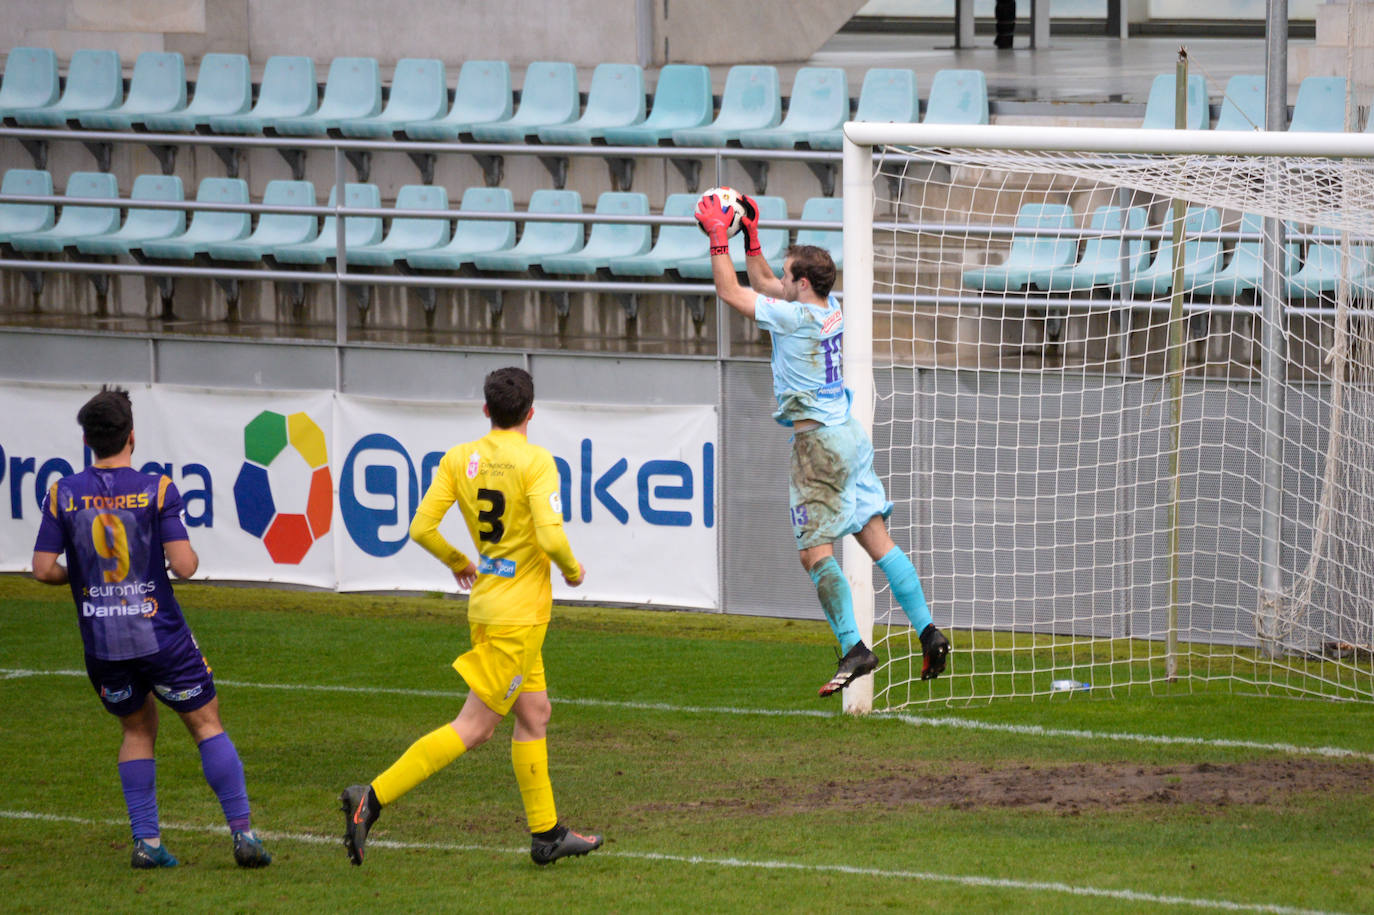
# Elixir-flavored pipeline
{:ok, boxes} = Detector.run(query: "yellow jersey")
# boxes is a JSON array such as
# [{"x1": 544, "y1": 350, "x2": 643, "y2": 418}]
[{"x1": 410, "y1": 427, "x2": 578, "y2": 626}]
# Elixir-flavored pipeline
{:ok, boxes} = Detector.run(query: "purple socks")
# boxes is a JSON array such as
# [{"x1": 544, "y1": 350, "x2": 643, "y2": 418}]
[
  {"x1": 198, "y1": 732, "x2": 252, "y2": 833},
  {"x1": 118, "y1": 758, "x2": 159, "y2": 840}
]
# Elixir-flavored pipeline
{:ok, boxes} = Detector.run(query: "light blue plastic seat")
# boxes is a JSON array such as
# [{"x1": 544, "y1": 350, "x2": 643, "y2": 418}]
[
  {"x1": 808, "y1": 68, "x2": 918, "y2": 151},
  {"x1": 142, "y1": 53, "x2": 251, "y2": 132},
  {"x1": 79, "y1": 52, "x2": 186, "y2": 130},
  {"x1": 209, "y1": 56, "x2": 317, "y2": 134},
  {"x1": 672, "y1": 66, "x2": 782, "y2": 146},
  {"x1": 139, "y1": 178, "x2": 250, "y2": 260},
  {"x1": 346, "y1": 184, "x2": 450, "y2": 266},
  {"x1": 962, "y1": 203, "x2": 1078, "y2": 292},
  {"x1": 608, "y1": 194, "x2": 703, "y2": 276},
  {"x1": 469, "y1": 62, "x2": 579, "y2": 143},
  {"x1": 537, "y1": 63, "x2": 646, "y2": 144},
  {"x1": 738, "y1": 68, "x2": 849, "y2": 150},
  {"x1": 1031, "y1": 205, "x2": 1149, "y2": 292},
  {"x1": 1289, "y1": 76, "x2": 1348, "y2": 132},
  {"x1": 0, "y1": 47, "x2": 60, "y2": 118},
  {"x1": 924, "y1": 69, "x2": 989, "y2": 125},
  {"x1": 795, "y1": 197, "x2": 844, "y2": 270},
  {"x1": 1215, "y1": 75, "x2": 1266, "y2": 131},
  {"x1": 13, "y1": 49, "x2": 121, "y2": 126},
  {"x1": 275, "y1": 57, "x2": 381, "y2": 136},
  {"x1": 1129, "y1": 206, "x2": 1225, "y2": 296},
  {"x1": 674, "y1": 195, "x2": 788, "y2": 277},
  {"x1": 205, "y1": 180, "x2": 318, "y2": 261},
  {"x1": 602, "y1": 65, "x2": 712, "y2": 146},
  {"x1": 403, "y1": 60, "x2": 512, "y2": 140},
  {"x1": 472, "y1": 189, "x2": 583, "y2": 272},
  {"x1": 1195, "y1": 214, "x2": 1300, "y2": 296},
  {"x1": 1140, "y1": 73, "x2": 1209, "y2": 130},
  {"x1": 76, "y1": 174, "x2": 185, "y2": 256},
  {"x1": 1287, "y1": 228, "x2": 1374, "y2": 297},
  {"x1": 9, "y1": 171, "x2": 120, "y2": 253},
  {"x1": 541, "y1": 192, "x2": 651, "y2": 275},
  {"x1": 340, "y1": 58, "x2": 447, "y2": 138},
  {"x1": 272, "y1": 184, "x2": 382, "y2": 265},
  {"x1": 0, "y1": 169, "x2": 55, "y2": 243},
  {"x1": 405, "y1": 187, "x2": 516, "y2": 270}
]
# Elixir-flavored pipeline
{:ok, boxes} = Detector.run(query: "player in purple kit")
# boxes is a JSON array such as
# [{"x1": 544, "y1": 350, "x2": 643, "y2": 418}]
[{"x1": 30, "y1": 386, "x2": 271, "y2": 870}]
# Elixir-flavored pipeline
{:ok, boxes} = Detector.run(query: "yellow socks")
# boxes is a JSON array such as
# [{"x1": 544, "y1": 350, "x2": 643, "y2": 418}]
[
  {"x1": 371, "y1": 724, "x2": 466, "y2": 806},
  {"x1": 511, "y1": 738, "x2": 557, "y2": 833}
]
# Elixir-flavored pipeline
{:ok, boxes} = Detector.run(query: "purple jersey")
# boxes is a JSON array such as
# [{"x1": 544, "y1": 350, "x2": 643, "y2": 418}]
[{"x1": 33, "y1": 466, "x2": 192, "y2": 661}]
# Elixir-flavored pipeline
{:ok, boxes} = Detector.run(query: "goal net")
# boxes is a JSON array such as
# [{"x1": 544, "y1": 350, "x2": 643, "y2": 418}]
[{"x1": 840, "y1": 124, "x2": 1374, "y2": 711}]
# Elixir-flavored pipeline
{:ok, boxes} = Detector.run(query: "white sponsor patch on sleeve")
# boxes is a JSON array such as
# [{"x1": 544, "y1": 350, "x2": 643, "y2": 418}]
[{"x1": 549, "y1": 491, "x2": 563, "y2": 514}]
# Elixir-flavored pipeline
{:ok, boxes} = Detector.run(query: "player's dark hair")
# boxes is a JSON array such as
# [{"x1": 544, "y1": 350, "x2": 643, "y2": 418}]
[
  {"x1": 785, "y1": 244, "x2": 837, "y2": 298},
  {"x1": 484, "y1": 367, "x2": 535, "y2": 429},
  {"x1": 77, "y1": 385, "x2": 134, "y2": 459}
]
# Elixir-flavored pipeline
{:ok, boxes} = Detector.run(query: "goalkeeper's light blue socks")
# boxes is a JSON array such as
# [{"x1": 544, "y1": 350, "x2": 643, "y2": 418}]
[
  {"x1": 809, "y1": 556, "x2": 860, "y2": 653},
  {"x1": 877, "y1": 546, "x2": 933, "y2": 635}
]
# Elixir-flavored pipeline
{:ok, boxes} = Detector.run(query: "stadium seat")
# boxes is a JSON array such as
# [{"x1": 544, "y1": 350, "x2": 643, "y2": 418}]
[
  {"x1": 923, "y1": 69, "x2": 989, "y2": 124},
  {"x1": 275, "y1": 57, "x2": 381, "y2": 135},
  {"x1": 0, "y1": 169, "x2": 55, "y2": 243},
  {"x1": 469, "y1": 61, "x2": 579, "y2": 142},
  {"x1": 205, "y1": 180, "x2": 318, "y2": 261},
  {"x1": 1289, "y1": 76, "x2": 1348, "y2": 132},
  {"x1": 471, "y1": 189, "x2": 583, "y2": 272},
  {"x1": 607, "y1": 193, "x2": 704, "y2": 276},
  {"x1": 78, "y1": 52, "x2": 186, "y2": 130},
  {"x1": 1031, "y1": 205, "x2": 1149, "y2": 293},
  {"x1": 537, "y1": 63, "x2": 646, "y2": 144},
  {"x1": 8, "y1": 171, "x2": 120, "y2": 253},
  {"x1": 142, "y1": 53, "x2": 252, "y2": 132},
  {"x1": 961, "y1": 203, "x2": 1078, "y2": 292},
  {"x1": 345, "y1": 184, "x2": 450, "y2": 266},
  {"x1": 208, "y1": 55, "x2": 317, "y2": 134},
  {"x1": 13, "y1": 49, "x2": 121, "y2": 126},
  {"x1": 540, "y1": 192, "x2": 651, "y2": 274},
  {"x1": 405, "y1": 187, "x2": 516, "y2": 271},
  {"x1": 1286, "y1": 228, "x2": 1374, "y2": 297},
  {"x1": 601, "y1": 65, "x2": 712, "y2": 146},
  {"x1": 672, "y1": 66, "x2": 782, "y2": 146},
  {"x1": 1129, "y1": 206, "x2": 1224, "y2": 296},
  {"x1": 272, "y1": 184, "x2": 382, "y2": 265},
  {"x1": 0, "y1": 47, "x2": 59, "y2": 119},
  {"x1": 674, "y1": 195, "x2": 788, "y2": 276},
  {"x1": 76, "y1": 174, "x2": 185, "y2": 257},
  {"x1": 138, "y1": 177, "x2": 250, "y2": 260},
  {"x1": 795, "y1": 196, "x2": 844, "y2": 270},
  {"x1": 738, "y1": 68, "x2": 849, "y2": 150},
  {"x1": 1140, "y1": 73, "x2": 1209, "y2": 130},
  {"x1": 1214, "y1": 75, "x2": 1266, "y2": 131},
  {"x1": 807, "y1": 68, "x2": 918, "y2": 150},
  {"x1": 403, "y1": 60, "x2": 512, "y2": 140},
  {"x1": 1195, "y1": 214, "x2": 1300, "y2": 297},
  {"x1": 339, "y1": 58, "x2": 447, "y2": 138}
]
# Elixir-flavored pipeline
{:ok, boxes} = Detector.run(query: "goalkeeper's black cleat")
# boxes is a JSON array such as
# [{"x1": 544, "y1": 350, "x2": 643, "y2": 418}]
[
  {"x1": 919, "y1": 624, "x2": 950, "y2": 681},
  {"x1": 232, "y1": 830, "x2": 272, "y2": 868},
  {"x1": 818, "y1": 641, "x2": 879, "y2": 697},
  {"x1": 340, "y1": 784, "x2": 380, "y2": 866},
  {"x1": 530, "y1": 824, "x2": 603, "y2": 866}
]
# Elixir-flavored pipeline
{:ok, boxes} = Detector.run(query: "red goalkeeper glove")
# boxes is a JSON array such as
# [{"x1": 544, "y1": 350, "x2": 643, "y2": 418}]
[
  {"x1": 738, "y1": 193, "x2": 761, "y2": 257},
  {"x1": 695, "y1": 195, "x2": 732, "y2": 255}
]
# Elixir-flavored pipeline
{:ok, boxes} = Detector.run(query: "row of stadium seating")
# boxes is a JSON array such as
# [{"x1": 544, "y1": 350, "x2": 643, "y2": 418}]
[
  {"x1": 963, "y1": 202, "x2": 1362, "y2": 299},
  {"x1": 1143, "y1": 72, "x2": 1361, "y2": 133}
]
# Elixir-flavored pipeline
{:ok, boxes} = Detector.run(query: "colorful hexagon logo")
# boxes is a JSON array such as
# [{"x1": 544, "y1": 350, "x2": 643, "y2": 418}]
[{"x1": 233, "y1": 410, "x2": 332, "y2": 564}]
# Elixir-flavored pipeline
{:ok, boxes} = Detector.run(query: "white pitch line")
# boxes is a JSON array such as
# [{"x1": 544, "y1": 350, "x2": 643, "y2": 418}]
[
  {"x1": 0, "y1": 808, "x2": 1353, "y2": 915},
  {"x1": 3, "y1": 668, "x2": 1372, "y2": 762}
]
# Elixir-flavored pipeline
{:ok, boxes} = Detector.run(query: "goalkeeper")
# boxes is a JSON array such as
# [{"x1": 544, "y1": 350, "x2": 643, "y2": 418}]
[
  {"x1": 696, "y1": 193, "x2": 950, "y2": 696},
  {"x1": 339, "y1": 367, "x2": 603, "y2": 867}
]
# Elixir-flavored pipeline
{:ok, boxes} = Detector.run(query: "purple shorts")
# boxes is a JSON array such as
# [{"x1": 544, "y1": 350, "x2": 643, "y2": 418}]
[{"x1": 84, "y1": 630, "x2": 217, "y2": 717}]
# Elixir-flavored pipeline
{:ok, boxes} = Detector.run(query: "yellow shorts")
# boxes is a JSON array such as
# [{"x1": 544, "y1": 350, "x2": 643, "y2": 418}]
[{"x1": 453, "y1": 623, "x2": 548, "y2": 716}]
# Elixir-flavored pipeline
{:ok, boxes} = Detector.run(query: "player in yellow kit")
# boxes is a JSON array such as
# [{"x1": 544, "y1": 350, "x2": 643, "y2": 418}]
[{"x1": 339, "y1": 367, "x2": 604, "y2": 867}]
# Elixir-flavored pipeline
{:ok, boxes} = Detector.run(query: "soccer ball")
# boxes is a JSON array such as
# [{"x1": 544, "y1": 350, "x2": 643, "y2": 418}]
[{"x1": 698, "y1": 186, "x2": 744, "y2": 238}]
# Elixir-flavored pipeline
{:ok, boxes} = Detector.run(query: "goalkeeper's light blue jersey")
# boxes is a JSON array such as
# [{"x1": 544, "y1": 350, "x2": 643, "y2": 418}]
[{"x1": 754, "y1": 292, "x2": 849, "y2": 427}]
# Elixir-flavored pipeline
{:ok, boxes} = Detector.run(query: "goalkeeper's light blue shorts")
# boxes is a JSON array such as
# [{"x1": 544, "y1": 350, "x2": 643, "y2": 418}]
[{"x1": 787, "y1": 415, "x2": 893, "y2": 550}]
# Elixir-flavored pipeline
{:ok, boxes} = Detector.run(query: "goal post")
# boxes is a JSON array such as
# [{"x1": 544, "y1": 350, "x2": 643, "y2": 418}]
[{"x1": 841, "y1": 121, "x2": 1374, "y2": 711}]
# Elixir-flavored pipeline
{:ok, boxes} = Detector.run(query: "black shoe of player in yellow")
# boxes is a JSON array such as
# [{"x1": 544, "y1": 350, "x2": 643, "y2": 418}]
[
  {"x1": 919, "y1": 624, "x2": 950, "y2": 680},
  {"x1": 530, "y1": 824, "x2": 603, "y2": 865},
  {"x1": 818, "y1": 641, "x2": 879, "y2": 697},
  {"x1": 340, "y1": 784, "x2": 380, "y2": 866}
]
